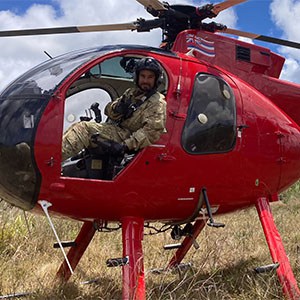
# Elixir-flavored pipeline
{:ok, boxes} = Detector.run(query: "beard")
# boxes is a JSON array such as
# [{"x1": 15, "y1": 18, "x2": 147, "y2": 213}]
[{"x1": 139, "y1": 83, "x2": 152, "y2": 91}]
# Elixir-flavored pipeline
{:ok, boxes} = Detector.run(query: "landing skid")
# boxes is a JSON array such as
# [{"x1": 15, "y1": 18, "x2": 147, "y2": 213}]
[
  {"x1": 256, "y1": 197, "x2": 300, "y2": 300},
  {"x1": 165, "y1": 197, "x2": 300, "y2": 299},
  {"x1": 54, "y1": 198, "x2": 299, "y2": 300},
  {"x1": 55, "y1": 217, "x2": 146, "y2": 300}
]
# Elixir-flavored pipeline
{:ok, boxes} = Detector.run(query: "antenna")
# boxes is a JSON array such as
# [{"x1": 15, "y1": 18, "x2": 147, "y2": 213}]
[{"x1": 44, "y1": 50, "x2": 53, "y2": 59}]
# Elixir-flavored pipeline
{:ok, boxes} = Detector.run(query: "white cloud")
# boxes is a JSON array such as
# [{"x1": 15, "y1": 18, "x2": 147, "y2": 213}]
[
  {"x1": 2, "y1": 0, "x2": 299, "y2": 89},
  {"x1": 270, "y1": 0, "x2": 300, "y2": 82},
  {"x1": 281, "y1": 57, "x2": 300, "y2": 82},
  {"x1": 0, "y1": 0, "x2": 238, "y2": 91},
  {"x1": 214, "y1": 6, "x2": 238, "y2": 28},
  {"x1": 238, "y1": 37, "x2": 254, "y2": 44},
  {"x1": 0, "y1": 0, "x2": 159, "y2": 90}
]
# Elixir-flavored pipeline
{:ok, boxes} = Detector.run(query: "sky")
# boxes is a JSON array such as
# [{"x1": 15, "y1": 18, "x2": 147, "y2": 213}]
[{"x1": 0, "y1": 0, "x2": 300, "y2": 91}]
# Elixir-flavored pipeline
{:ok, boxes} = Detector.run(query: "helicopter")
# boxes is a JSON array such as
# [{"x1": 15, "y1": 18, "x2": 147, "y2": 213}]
[{"x1": 0, "y1": 0, "x2": 300, "y2": 299}]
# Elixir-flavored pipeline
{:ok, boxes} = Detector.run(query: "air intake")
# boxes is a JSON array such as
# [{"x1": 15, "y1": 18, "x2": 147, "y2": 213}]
[{"x1": 236, "y1": 45, "x2": 251, "y2": 62}]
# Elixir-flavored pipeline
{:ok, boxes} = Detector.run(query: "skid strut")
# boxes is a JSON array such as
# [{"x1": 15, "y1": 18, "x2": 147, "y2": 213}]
[
  {"x1": 56, "y1": 221, "x2": 96, "y2": 282},
  {"x1": 256, "y1": 197, "x2": 300, "y2": 300},
  {"x1": 166, "y1": 219, "x2": 206, "y2": 270},
  {"x1": 121, "y1": 217, "x2": 145, "y2": 300},
  {"x1": 166, "y1": 188, "x2": 223, "y2": 270}
]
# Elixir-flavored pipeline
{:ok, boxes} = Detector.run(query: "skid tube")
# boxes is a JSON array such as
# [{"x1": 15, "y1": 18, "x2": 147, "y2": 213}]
[{"x1": 256, "y1": 197, "x2": 300, "y2": 300}]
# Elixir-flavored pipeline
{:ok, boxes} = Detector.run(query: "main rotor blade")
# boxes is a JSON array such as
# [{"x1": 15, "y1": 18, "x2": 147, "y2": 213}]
[
  {"x1": 212, "y1": 0, "x2": 248, "y2": 15},
  {"x1": 0, "y1": 23, "x2": 138, "y2": 37},
  {"x1": 224, "y1": 28, "x2": 300, "y2": 49},
  {"x1": 136, "y1": 0, "x2": 167, "y2": 11}
]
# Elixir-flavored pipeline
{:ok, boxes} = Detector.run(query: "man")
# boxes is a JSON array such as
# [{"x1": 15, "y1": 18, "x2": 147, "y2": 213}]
[{"x1": 62, "y1": 57, "x2": 167, "y2": 161}]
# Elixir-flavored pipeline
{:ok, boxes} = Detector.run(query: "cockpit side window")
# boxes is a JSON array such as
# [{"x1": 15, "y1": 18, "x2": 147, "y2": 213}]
[
  {"x1": 182, "y1": 73, "x2": 236, "y2": 154},
  {"x1": 64, "y1": 55, "x2": 168, "y2": 132}
]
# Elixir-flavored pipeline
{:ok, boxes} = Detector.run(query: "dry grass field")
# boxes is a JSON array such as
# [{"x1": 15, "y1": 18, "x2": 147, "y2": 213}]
[{"x1": 0, "y1": 183, "x2": 299, "y2": 299}]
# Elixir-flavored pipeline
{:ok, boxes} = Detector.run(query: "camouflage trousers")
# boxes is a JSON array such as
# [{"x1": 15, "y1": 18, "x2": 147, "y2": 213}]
[{"x1": 62, "y1": 121, "x2": 130, "y2": 161}]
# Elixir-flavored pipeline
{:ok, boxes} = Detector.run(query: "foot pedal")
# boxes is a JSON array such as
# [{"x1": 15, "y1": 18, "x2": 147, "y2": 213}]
[
  {"x1": 207, "y1": 222, "x2": 225, "y2": 228},
  {"x1": 254, "y1": 262, "x2": 280, "y2": 273},
  {"x1": 106, "y1": 256, "x2": 129, "y2": 267},
  {"x1": 164, "y1": 243, "x2": 182, "y2": 250},
  {"x1": 192, "y1": 239, "x2": 200, "y2": 249},
  {"x1": 149, "y1": 267, "x2": 165, "y2": 274},
  {"x1": 80, "y1": 278, "x2": 100, "y2": 285},
  {"x1": 53, "y1": 241, "x2": 76, "y2": 248},
  {"x1": 150, "y1": 262, "x2": 193, "y2": 275}
]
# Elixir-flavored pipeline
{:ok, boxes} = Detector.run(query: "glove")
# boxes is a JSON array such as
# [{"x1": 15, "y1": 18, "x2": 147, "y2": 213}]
[
  {"x1": 110, "y1": 141, "x2": 128, "y2": 156},
  {"x1": 113, "y1": 97, "x2": 132, "y2": 115}
]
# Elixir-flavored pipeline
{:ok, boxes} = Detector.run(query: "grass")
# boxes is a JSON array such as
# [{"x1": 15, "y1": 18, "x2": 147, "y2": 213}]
[{"x1": 0, "y1": 182, "x2": 299, "y2": 299}]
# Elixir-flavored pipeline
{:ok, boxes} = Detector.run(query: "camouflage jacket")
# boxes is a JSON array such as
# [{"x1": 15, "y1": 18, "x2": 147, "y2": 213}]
[{"x1": 104, "y1": 87, "x2": 166, "y2": 151}]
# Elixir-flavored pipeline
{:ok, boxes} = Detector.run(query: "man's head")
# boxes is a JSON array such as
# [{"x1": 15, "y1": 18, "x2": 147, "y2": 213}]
[
  {"x1": 135, "y1": 57, "x2": 162, "y2": 91},
  {"x1": 138, "y1": 69, "x2": 156, "y2": 91}
]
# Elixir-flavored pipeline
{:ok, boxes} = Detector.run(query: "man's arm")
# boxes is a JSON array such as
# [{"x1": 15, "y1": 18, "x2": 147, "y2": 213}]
[
  {"x1": 123, "y1": 94, "x2": 166, "y2": 151},
  {"x1": 104, "y1": 89, "x2": 132, "y2": 121}
]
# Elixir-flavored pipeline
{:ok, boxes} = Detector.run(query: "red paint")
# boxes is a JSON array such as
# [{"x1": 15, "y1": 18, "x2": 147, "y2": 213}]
[
  {"x1": 122, "y1": 217, "x2": 145, "y2": 300},
  {"x1": 29, "y1": 45, "x2": 300, "y2": 300},
  {"x1": 33, "y1": 47, "x2": 300, "y2": 221},
  {"x1": 256, "y1": 198, "x2": 300, "y2": 299}
]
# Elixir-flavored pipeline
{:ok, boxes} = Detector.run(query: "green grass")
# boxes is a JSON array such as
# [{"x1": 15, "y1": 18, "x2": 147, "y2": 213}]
[{"x1": 0, "y1": 182, "x2": 299, "y2": 299}]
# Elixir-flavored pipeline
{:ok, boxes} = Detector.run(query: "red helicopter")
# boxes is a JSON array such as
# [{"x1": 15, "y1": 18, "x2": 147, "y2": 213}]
[{"x1": 0, "y1": 0, "x2": 300, "y2": 299}]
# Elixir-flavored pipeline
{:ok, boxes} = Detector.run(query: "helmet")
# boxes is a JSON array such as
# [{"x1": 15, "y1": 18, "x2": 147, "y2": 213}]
[{"x1": 135, "y1": 57, "x2": 162, "y2": 88}]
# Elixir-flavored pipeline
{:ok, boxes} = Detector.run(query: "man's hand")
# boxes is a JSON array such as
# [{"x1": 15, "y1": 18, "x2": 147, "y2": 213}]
[
  {"x1": 110, "y1": 141, "x2": 128, "y2": 155},
  {"x1": 113, "y1": 97, "x2": 132, "y2": 115}
]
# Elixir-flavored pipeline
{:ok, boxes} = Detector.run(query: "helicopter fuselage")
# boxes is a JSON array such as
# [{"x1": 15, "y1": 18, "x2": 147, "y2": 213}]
[{"x1": 0, "y1": 41, "x2": 299, "y2": 223}]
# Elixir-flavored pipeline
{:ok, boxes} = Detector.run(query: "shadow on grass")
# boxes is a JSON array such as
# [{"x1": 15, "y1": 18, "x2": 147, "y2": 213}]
[
  {"x1": 147, "y1": 258, "x2": 285, "y2": 299},
  {"x1": 26, "y1": 276, "x2": 122, "y2": 300},
  {"x1": 4, "y1": 258, "x2": 299, "y2": 299}
]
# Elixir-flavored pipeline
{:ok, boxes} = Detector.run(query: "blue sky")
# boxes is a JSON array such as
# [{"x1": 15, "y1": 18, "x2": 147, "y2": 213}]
[
  {"x1": 0, "y1": 0, "x2": 60, "y2": 14},
  {"x1": 0, "y1": 0, "x2": 299, "y2": 89},
  {"x1": 233, "y1": 1, "x2": 283, "y2": 51},
  {"x1": 236, "y1": 1, "x2": 278, "y2": 36},
  {"x1": 235, "y1": 1, "x2": 276, "y2": 33},
  {"x1": 0, "y1": 1, "x2": 278, "y2": 36},
  {"x1": 0, "y1": 1, "x2": 282, "y2": 42}
]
